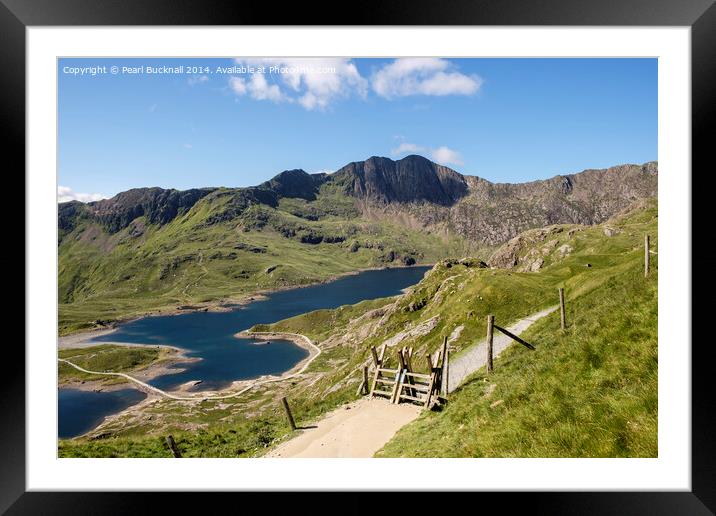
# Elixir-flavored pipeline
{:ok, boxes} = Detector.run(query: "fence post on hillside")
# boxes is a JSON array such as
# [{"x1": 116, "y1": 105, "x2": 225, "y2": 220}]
[
  {"x1": 165, "y1": 435, "x2": 182, "y2": 458},
  {"x1": 281, "y1": 397, "x2": 297, "y2": 431},
  {"x1": 559, "y1": 287, "x2": 566, "y2": 330},
  {"x1": 486, "y1": 315, "x2": 495, "y2": 374},
  {"x1": 362, "y1": 365, "x2": 369, "y2": 395},
  {"x1": 644, "y1": 234, "x2": 650, "y2": 277},
  {"x1": 442, "y1": 336, "x2": 450, "y2": 396}
]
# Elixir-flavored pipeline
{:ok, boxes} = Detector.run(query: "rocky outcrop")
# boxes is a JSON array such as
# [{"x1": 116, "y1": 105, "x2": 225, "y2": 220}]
[
  {"x1": 443, "y1": 162, "x2": 657, "y2": 245},
  {"x1": 331, "y1": 155, "x2": 468, "y2": 206},
  {"x1": 488, "y1": 225, "x2": 575, "y2": 271}
]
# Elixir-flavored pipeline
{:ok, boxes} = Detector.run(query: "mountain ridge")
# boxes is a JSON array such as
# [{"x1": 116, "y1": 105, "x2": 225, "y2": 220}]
[
  {"x1": 58, "y1": 155, "x2": 656, "y2": 333},
  {"x1": 60, "y1": 155, "x2": 657, "y2": 245}
]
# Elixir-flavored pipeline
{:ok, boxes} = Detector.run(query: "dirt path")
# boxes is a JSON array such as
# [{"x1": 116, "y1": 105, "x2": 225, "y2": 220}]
[
  {"x1": 265, "y1": 398, "x2": 421, "y2": 458},
  {"x1": 447, "y1": 305, "x2": 558, "y2": 392},
  {"x1": 265, "y1": 305, "x2": 559, "y2": 457}
]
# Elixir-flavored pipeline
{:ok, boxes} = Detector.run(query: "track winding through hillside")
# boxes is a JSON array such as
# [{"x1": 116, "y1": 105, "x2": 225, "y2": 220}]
[
  {"x1": 446, "y1": 305, "x2": 558, "y2": 392},
  {"x1": 264, "y1": 305, "x2": 559, "y2": 457}
]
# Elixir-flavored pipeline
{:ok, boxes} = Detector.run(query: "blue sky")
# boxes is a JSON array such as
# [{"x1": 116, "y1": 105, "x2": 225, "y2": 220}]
[{"x1": 58, "y1": 57, "x2": 657, "y2": 201}]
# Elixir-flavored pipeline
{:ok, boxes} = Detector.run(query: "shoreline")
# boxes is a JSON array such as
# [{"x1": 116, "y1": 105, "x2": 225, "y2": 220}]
[
  {"x1": 58, "y1": 344, "x2": 200, "y2": 393},
  {"x1": 59, "y1": 262, "x2": 433, "y2": 339},
  {"x1": 56, "y1": 263, "x2": 426, "y2": 399},
  {"x1": 58, "y1": 330, "x2": 321, "y2": 403},
  {"x1": 234, "y1": 330, "x2": 321, "y2": 379},
  {"x1": 58, "y1": 329, "x2": 322, "y2": 400}
]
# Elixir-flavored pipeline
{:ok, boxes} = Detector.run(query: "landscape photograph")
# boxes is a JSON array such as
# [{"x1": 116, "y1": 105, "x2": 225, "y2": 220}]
[{"x1": 57, "y1": 57, "x2": 658, "y2": 458}]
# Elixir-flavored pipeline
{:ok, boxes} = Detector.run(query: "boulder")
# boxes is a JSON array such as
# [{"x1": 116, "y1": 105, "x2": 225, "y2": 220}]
[{"x1": 529, "y1": 258, "x2": 544, "y2": 272}]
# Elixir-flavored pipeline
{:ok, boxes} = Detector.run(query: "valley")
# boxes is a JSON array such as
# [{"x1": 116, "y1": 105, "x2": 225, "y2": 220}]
[
  {"x1": 57, "y1": 170, "x2": 658, "y2": 458},
  {"x1": 58, "y1": 155, "x2": 657, "y2": 335}
]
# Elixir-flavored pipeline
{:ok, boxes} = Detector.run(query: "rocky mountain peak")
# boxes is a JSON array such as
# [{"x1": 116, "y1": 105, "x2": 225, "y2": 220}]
[
  {"x1": 332, "y1": 154, "x2": 468, "y2": 205},
  {"x1": 259, "y1": 169, "x2": 326, "y2": 201}
]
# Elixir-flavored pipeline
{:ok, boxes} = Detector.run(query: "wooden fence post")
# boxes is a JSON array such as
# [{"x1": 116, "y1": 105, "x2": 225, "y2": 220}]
[
  {"x1": 559, "y1": 287, "x2": 566, "y2": 330},
  {"x1": 443, "y1": 346, "x2": 450, "y2": 396},
  {"x1": 486, "y1": 315, "x2": 494, "y2": 374},
  {"x1": 165, "y1": 435, "x2": 182, "y2": 458},
  {"x1": 363, "y1": 365, "x2": 369, "y2": 394},
  {"x1": 440, "y1": 336, "x2": 448, "y2": 396},
  {"x1": 644, "y1": 234, "x2": 650, "y2": 277},
  {"x1": 281, "y1": 396, "x2": 297, "y2": 431}
]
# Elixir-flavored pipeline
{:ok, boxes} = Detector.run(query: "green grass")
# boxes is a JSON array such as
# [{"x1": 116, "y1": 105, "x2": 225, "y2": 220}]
[
  {"x1": 376, "y1": 261, "x2": 657, "y2": 457},
  {"x1": 58, "y1": 345, "x2": 169, "y2": 385},
  {"x1": 58, "y1": 410, "x2": 292, "y2": 458}
]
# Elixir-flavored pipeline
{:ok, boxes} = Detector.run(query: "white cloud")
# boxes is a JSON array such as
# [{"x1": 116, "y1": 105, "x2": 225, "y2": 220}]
[
  {"x1": 187, "y1": 75, "x2": 209, "y2": 86},
  {"x1": 390, "y1": 142, "x2": 464, "y2": 167},
  {"x1": 230, "y1": 58, "x2": 367, "y2": 110},
  {"x1": 390, "y1": 142, "x2": 426, "y2": 156},
  {"x1": 228, "y1": 76, "x2": 247, "y2": 95},
  {"x1": 372, "y1": 58, "x2": 482, "y2": 99},
  {"x1": 229, "y1": 73, "x2": 287, "y2": 103},
  {"x1": 430, "y1": 146, "x2": 464, "y2": 166},
  {"x1": 58, "y1": 185, "x2": 107, "y2": 203},
  {"x1": 183, "y1": 143, "x2": 193, "y2": 149}
]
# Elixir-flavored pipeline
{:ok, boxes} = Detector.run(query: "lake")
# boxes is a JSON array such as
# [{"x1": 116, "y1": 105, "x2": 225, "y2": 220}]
[
  {"x1": 58, "y1": 388, "x2": 147, "y2": 439},
  {"x1": 59, "y1": 266, "x2": 430, "y2": 437}
]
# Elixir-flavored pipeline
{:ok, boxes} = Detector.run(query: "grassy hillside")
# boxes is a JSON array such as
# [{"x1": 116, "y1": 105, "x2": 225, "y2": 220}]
[
  {"x1": 58, "y1": 199, "x2": 657, "y2": 458},
  {"x1": 377, "y1": 260, "x2": 657, "y2": 457},
  {"x1": 59, "y1": 185, "x2": 471, "y2": 335}
]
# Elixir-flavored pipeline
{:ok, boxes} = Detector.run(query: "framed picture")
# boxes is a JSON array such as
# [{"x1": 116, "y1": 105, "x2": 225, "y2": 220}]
[{"x1": 7, "y1": 0, "x2": 714, "y2": 512}]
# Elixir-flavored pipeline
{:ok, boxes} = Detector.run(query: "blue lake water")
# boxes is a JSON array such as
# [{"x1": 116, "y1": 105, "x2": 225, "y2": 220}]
[
  {"x1": 59, "y1": 388, "x2": 147, "y2": 438},
  {"x1": 59, "y1": 266, "x2": 429, "y2": 438},
  {"x1": 85, "y1": 265, "x2": 430, "y2": 392}
]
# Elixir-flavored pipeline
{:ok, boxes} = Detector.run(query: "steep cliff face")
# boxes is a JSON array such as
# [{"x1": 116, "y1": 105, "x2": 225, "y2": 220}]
[
  {"x1": 355, "y1": 160, "x2": 657, "y2": 246},
  {"x1": 446, "y1": 161, "x2": 657, "y2": 244},
  {"x1": 332, "y1": 155, "x2": 468, "y2": 205}
]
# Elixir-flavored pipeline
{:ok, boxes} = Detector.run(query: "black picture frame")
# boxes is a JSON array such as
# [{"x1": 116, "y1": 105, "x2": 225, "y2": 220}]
[{"x1": 4, "y1": 0, "x2": 714, "y2": 513}]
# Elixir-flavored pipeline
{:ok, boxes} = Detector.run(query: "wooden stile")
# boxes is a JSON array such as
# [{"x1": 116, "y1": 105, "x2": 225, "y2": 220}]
[
  {"x1": 369, "y1": 345, "x2": 401, "y2": 401},
  {"x1": 370, "y1": 341, "x2": 447, "y2": 410},
  {"x1": 370, "y1": 346, "x2": 379, "y2": 367}
]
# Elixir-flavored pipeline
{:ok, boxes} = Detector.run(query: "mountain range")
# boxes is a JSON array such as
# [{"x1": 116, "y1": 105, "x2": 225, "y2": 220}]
[{"x1": 58, "y1": 155, "x2": 657, "y2": 334}]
